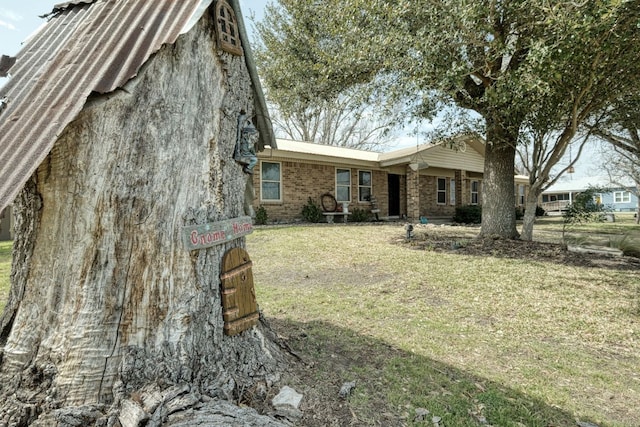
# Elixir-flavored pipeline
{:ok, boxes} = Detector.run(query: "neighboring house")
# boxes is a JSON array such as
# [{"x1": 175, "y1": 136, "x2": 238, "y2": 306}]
[
  {"x1": 253, "y1": 136, "x2": 530, "y2": 222},
  {"x1": 0, "y1": 205, "x2": 12, "y2": 241},
  {"x1": 541, "y1": 176, "x2": 639, "y2": 213}
]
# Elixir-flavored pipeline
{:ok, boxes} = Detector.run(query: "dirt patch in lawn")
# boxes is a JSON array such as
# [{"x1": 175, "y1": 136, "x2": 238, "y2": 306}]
[{"x1": 401, "y1": 225, "x2": 640, "y2": 271}]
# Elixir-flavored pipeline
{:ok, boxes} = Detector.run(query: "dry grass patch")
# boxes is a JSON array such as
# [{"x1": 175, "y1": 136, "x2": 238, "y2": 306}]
[{"x1": 248, "y1": 223, "x2": 640, "y2": 426}]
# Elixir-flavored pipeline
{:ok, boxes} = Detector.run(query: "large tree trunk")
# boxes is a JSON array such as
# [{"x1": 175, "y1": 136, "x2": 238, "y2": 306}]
[
  {"x1": 0, "y1": 14, "x2": 284, "y2": 426},
  {"x1": 480, "y1": 118, "x2": 519, "y2": 239}
]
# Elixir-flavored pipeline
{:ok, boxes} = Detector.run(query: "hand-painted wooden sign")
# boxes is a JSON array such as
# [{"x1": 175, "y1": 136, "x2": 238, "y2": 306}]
[
  {"x1": 220, "y1": 247, "x2": 259, "y2": 336},
  {"x1": 183, "y1": 216, "x2": 253, "y2": 250}
]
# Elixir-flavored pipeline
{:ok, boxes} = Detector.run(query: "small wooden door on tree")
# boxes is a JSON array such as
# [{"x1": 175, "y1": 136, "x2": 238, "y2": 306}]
[{"x1": 220, "y1": 247, "x2": 259, "y2": 335}]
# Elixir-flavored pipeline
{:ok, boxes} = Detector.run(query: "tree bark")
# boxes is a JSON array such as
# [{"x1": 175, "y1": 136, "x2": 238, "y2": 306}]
[
  {"x1": 0, "y1": 14, "x2": 284, "y2": 426},
  {"x1": 636, "y1": 183, "x2": 640, "y2": 225},
  {"x1": 520, "y1": 186, "x2": 542, "y2": 241},
  {"x1": 480, "y1": 118, "x2": 520, "y2": 239}
]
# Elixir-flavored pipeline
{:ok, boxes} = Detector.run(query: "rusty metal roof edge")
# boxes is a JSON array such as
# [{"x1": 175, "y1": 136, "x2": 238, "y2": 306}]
[
  {"x1": 229, "y1": 0, "x2": 276, "y2": 151},
  {"x1": 50, "y1": 0, "x2": 98, "y2": 15}
]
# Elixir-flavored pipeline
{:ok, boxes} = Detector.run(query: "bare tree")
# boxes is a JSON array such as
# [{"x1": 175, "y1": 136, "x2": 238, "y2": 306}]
[
  {"x1": 598, "y1": 140, "x2": 640, "y2": 223},
  {"x1": 517, "y1": 129, "x2": 590, "y2": 240},
  {"x1": 588, "y1": 93, "x2": 640, "y2": 222},
  {"x1": 266, "y1": 87, "x2": 398, "y2": 150}
]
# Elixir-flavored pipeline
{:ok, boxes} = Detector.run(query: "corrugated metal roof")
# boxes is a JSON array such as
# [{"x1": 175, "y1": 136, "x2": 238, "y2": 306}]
[
  {"x1": 0, "y1": 0, "x2": 276, "y2": 214},
  {"x1": 0, "y1": 0, "x2": 202, "y2": 214}
]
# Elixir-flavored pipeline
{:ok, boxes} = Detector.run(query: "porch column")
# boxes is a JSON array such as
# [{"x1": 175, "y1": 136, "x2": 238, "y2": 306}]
[
  {"x1": 455, "y1": 170, "x2": 467, "y2": 207},
  {"x1": 406, "y1": 166, "x2": 420, "y2": 220}
]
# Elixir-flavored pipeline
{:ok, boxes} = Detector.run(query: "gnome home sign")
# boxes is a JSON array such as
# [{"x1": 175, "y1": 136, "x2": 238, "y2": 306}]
[
  {"x1": 182, "y1": 216, "x2": 253, "y2": 250},
  {"x1": 182, "y1": 216, "x2": 258, "y2": 335}
]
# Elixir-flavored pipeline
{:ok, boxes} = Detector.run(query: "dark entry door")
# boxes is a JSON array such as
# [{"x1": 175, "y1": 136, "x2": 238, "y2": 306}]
[{"x1": 388, "y1": 174, "x2": 400, "y2": 216}]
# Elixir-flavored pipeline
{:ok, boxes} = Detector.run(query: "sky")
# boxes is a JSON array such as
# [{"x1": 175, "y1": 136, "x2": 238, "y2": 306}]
[
  {"x1": 0, "y1": 1, "x2": 267, "y2": 56},
  {"x1": 0, "y1": 1, "x2": 599, "y2": 180}
]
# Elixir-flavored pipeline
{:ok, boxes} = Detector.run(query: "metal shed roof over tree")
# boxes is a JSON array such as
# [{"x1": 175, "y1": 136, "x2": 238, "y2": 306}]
[{"x1": 0, "y1": 0, "x2": 275, "y2": 215}]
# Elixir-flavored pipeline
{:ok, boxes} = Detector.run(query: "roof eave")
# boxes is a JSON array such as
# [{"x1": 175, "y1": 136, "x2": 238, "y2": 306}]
[{"x1": 259, "y1": 147, "x2": 380, "y2": 168}]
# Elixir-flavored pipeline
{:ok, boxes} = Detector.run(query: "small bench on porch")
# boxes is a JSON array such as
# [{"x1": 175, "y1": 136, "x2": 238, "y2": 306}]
[{"x1": 322, "y1": 212, "x2": 350, "y2": 223}]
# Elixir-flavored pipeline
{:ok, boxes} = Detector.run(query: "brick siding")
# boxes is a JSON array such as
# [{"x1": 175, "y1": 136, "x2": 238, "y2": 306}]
[{"x1": 252, "y1": 160, "x2": 389, "y2": 222}]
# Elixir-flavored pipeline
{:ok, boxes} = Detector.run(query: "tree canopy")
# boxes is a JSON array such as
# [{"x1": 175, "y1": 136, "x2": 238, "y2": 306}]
[
  {"x1": 590, "y1": 90, "x2": 640, "y2": 222},
  {"x1": 256, "y1": 0, "x2": 640, "y2": 237},
  {"x1": 592, "y1": 92, "x2": 640, "y2": 158}
]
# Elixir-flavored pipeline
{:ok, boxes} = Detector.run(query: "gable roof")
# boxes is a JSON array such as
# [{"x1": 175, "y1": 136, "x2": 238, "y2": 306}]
[
  {"x1": 262, "y1": 135, "x2": 486, "y2": 173},
  {"x1": 270, "y1": 139, "x2": 381, "y2": 163},
  {"x1": 0, "y1": 0, "x2": 274, "y2": 214}
]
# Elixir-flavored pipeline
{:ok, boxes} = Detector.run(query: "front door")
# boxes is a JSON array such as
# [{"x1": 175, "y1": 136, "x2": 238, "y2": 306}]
[{"x1": 388, "y1": 174, "x2": 400, "y2": 216}]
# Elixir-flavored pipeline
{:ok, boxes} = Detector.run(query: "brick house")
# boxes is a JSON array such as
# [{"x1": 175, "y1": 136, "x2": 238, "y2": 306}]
[{"x1": 253, "y1": 136, "x2": 529, "y2": 222}]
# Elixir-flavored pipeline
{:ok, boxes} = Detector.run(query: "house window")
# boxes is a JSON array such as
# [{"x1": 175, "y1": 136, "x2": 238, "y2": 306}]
[
  {"x1": 518, "y1": 184, "x2": 525, "y2": 205},
  {"x1": 358, "y1": 170, "x2": 372, "y2": 202},
  {"x1": 471, "y1": 180, "x2": 479, "y2": 205},
  {"x1": 260, "y1": 161, "x2": 281, "y2": 201},
  {"x1": 437, "y1": 178, "x2": 446, "y2": 204},
  {"x1": 215, "y1": 0, "x2": 243, "y2": 56},
  {"x1": 336, "y1": 168, "x2": 351, "y2": 202},
  {"x1": 450, "y1": 179, "x2": 456, "y2": 205},
  {"x1": 614, "y1": 191, "x2": 631, "y2": 203}
]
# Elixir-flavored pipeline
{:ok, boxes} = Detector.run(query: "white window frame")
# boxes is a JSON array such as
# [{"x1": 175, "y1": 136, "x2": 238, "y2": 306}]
[
  {"x1": 358, "y1": 170, "x2": 372, "y2": 202},
  {"x1": 260, "y1": 161, "x2": 282, "y2": 202},
  {"x1": 471, "y1": 180, "x2": 479, "y2": 205},
  {"x1": 450, "y1": 179, "x2": 456, "y2": 205},
  {"x1": 613, "y1": 191, "x2": 631, "y2": 204},
  {"x1": 437, "y1": 177, "x2": 446, "y2": 205},
  {"x1": 336, "y1": 168, "x2": 351, "y2": 202}
]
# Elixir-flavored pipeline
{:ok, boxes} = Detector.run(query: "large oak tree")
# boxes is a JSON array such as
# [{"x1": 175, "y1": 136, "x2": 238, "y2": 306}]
[{"x1": 255, "y1": 0, "x2": 640, "y2": 238}]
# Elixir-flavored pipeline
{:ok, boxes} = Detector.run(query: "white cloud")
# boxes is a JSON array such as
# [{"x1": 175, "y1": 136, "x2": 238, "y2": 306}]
[
  {"x1": 0, "y1": 19, "x2": 17, "y2": 31},
  {"x1": 0, "y1": 8, "x2": 23, "y2": 22}
]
